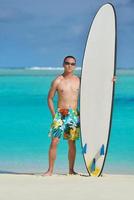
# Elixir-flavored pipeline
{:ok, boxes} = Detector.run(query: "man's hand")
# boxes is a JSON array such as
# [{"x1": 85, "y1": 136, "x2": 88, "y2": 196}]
[
  {"x1": 52, "y1": 113, "x2": 56, "y2": 119},
  {"x1": 112, "y1": 76, "x2": 117, "y2": 82}
]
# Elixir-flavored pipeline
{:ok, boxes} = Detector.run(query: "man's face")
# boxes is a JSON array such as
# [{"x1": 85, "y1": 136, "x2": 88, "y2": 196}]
[{"x1": 63, "y1": 58, "x2": 76, "y2": 73}]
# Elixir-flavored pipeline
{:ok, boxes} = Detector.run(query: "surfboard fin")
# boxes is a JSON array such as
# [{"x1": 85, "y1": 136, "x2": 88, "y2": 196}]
[
  {"x1": 100, "y1": 144, "x2": 105, "y2": 156},
  {"x1": 90, "y1": 158, "x2": 96, "y2": 172},
  {"x1": 82, "y1": 143, "x2": 87, "y2": 154}
]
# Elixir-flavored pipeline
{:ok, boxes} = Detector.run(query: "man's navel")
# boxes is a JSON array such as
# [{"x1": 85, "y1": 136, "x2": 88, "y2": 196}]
[{"x1": 61, "y1": 89, "x2": 64, "y2": 92}]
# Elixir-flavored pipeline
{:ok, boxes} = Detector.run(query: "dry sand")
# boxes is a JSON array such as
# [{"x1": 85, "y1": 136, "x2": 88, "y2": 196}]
[{"x1": 0, "y1": 173, "x2": 134, "y2": 200}]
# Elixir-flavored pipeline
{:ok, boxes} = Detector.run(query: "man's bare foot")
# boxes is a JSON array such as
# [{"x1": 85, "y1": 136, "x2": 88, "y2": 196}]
[
  {"x1": 41, "y1": 170, "x2": 52, "y2": 176},
  {"x1": 69, "y1": 170, "x2": 78, "y2": 175}
]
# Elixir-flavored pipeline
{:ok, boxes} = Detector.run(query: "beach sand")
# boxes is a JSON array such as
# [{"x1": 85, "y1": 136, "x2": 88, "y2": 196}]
[{"x1": 0, "y1": 173, "x2": 134, "y2": 200}]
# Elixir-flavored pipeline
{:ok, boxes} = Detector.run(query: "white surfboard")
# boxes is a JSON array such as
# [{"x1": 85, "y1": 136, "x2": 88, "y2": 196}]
[{"x1": 80, "y1": 3, "x2": 117, "y2": 176}]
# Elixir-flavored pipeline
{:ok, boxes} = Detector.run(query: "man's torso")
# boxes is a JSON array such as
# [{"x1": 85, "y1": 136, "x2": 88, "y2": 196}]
[{"x1": 56, "y1": 74, "x2": 80, "y2": 110}]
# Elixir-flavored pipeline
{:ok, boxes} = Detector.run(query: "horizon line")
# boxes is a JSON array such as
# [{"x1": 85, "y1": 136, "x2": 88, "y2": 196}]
[{"x1": 0, "y1": 66, "x2": 134, "y2": 70}]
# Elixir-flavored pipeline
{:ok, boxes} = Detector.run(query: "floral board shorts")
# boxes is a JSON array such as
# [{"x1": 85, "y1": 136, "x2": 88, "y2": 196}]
[{"x1": 48, "y1": 107, "x2": 80, "y2": 140}]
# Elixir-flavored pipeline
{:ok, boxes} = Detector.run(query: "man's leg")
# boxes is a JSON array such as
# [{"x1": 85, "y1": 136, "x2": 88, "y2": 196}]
[
  {"x1": 42, "y1": 137, "x2": 59, "y2": 176},
  {"x1": 68, "y1": 140, "x2": 77, "y2": 174}
]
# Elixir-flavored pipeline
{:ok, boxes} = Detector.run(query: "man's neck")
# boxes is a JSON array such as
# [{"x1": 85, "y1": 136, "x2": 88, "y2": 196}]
[{"x1": 62, "y1": 72, "x2": 73, "y2": 78}]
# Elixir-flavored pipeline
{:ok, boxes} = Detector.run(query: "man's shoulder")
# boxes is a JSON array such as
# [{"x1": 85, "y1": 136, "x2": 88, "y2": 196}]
[
  {"x1": 55, "y1": 74, "x2": 64, "y2": 82},
  {"x1": 73, "y1": 75, "x2": 81, "y2": 81},
  {"x1": 51, "y1": 75, "x2": 63, "y2": 86}
]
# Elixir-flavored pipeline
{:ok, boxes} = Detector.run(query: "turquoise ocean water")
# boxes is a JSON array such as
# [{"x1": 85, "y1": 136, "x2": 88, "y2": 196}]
[{"x1": 0, "y1": 68, "x2": 134, "y2": 175}]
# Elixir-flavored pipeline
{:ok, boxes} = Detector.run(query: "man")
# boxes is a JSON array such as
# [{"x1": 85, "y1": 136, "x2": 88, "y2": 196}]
[{"x1": 42, "y1": 56, "x2": 80, "y2": 176}]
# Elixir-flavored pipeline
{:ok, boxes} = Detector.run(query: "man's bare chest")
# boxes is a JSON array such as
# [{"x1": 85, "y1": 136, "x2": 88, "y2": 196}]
[{"x1": 57, "y1": 80, "x2": 79, "y2": 94}]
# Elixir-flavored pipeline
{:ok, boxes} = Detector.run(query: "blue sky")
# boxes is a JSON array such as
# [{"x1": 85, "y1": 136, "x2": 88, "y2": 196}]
[{"x1": 0, "y1": 0, "x2": 134, "y2": 68}]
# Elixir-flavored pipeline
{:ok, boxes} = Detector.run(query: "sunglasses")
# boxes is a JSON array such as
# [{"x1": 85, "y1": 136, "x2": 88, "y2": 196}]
[{"x1": 64, "y1": 61, "x2": 76, "y2": 66}]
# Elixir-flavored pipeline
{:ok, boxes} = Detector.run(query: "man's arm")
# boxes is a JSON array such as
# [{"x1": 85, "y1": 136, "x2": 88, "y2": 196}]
[{"x1": 47, "y1": 78, "x2": 60, "y2": 118}]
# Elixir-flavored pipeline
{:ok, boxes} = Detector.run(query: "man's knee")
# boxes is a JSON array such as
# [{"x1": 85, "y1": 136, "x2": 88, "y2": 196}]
[{"x1": 51, "y1": 137, "x2": 59, "y2": 148}]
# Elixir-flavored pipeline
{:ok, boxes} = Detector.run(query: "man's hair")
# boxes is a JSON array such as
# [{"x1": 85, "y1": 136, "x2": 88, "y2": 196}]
[{"x1": 63, "y1": 56, "x2": 76, "y2": 63}]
